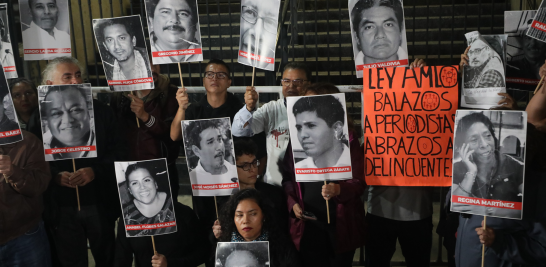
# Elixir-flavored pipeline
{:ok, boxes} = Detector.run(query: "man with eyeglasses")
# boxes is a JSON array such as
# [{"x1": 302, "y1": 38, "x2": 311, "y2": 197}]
[
  {"x1": 462, "y1": 37, "x2": 505, "y2": 89},
  {"x1": 238, "y1": 0, "x2": 280, "y2": 70}
]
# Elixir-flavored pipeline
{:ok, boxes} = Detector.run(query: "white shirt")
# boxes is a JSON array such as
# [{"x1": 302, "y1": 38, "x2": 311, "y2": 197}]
[
  {"x1": 111, "y1": 50, "x2": 154, "y2": 91},
  {"x1": 294, "y1": 144, "x2": 352, "y2": 181},
  {"x1": 22, "y1": 21, "x2": 71, "y2": 60},
  {"x1": 232, "y1": 99, "x2": 290, "y2": 187},
  {"x1": 355, "y1": 47, "x2": 409, "y2": 77},
  {"x1": 189, "y1": 159, "x2": 239, "y2": 197},
  {"x1": 150, "y1": 38, "x2": 203, "y2": 64},
  {"x1": 0, "y1": 41, "x2": 16, "y2": 78},
  {"x1": 42, "y1": 129, "x2": 97, "y2": 161}
]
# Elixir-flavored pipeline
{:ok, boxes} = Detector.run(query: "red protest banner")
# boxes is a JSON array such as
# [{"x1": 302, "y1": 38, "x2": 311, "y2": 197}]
[
  {"x1": 107, "y1": 77, "x2": 153, "y2": 86},
  {"x1": 45, "y1": 145, "x2": 97, "y2": 155},
  {"x1": 153, "y1": 48, "x2": 202, "y2": 57},
  {"x1": 125, "y1": 221, "x2": 177, "y2": 231},
  {"x1": 363, "y1": 66, "x2": 459, "y2": 186}
]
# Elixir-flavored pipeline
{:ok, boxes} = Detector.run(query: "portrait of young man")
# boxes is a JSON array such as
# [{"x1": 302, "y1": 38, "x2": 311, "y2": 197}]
[
  {"x1": 20, "y1": 0, "x2": 71, "y2": 60},
  {"x1": 0, "y1": 69, "x2": 22, "y2": 145},
  {"x1": 0, "y1": 4, "x2": 17, "y2": 78},
  {"x1": 145, "y1": 0, "x2": 203, "y2": 64},
  {"x1": 349, "y1": 0, "x2": 409, "y2": 78},
  {"x1": 237, "y1": 0, "x2": 281, "y2": 71},
  {"x1": 93, "y1": 15, "x2": 154, "y2": 91}
]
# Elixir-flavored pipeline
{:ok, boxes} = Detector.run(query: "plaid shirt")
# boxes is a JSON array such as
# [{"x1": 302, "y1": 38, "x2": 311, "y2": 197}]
[{"x1": 476, "y1": 69, "x2": 505, "y2": 88}]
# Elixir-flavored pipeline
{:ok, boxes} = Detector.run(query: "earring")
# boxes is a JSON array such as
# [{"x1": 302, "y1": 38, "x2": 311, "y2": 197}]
[{"x1": 334, "y1": 130, "x2": 341, "y2": 141}]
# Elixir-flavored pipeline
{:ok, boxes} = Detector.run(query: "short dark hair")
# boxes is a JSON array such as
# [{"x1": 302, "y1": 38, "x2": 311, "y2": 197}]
[
  {"x1": 454, "y1": 112, "x2": 498, "y2": 149},
  {"x1": 9, "y1": 78, "x2": 37, "y2": 94},
  {"x1": 283, "y1": 62, "x2": 311, "y2": 81},
  {"x1": 96, "y1": 18, "x2": 135, "y2": 41},
  {"x1": 204, "y1": 59, "x2": 231, "y2": 78},
  {"x1": 292, "y1": 93, "x2": 345, "y2": 128},
  {"x1": 125, "y1": 161, "x2": 157, "y2": 185},
  {"x1": 183, "y1": 120, "x2": 220, "y2": 150},
  {"x1": 146, "y1": 0, "x2": 198, "y2": 26},
  {"x1": 40, "y1": 85, "x2": 90, "y2": 119},
  {"x1": 351, "y1": 0, "x2": 404, "y2": 34},
  {"x1": 29, "y1": 0, "x2": 57, "y2": 10},
  {"x1": 234, "y1": 138, "x2": 258, "y2": 159},
  {"x1": 302, "y1": 82, "x2": 340, "y2": 96}
]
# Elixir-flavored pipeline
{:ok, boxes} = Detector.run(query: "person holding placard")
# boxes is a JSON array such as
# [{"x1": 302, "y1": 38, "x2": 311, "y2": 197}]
[
  {"x1": 40, "y1": 57, "x2": 126, "y2": 267},
  {"x1": 0, "y1": 131, "x2": 52, "y2": 266},
  {"x1": 9, "y1": 78, "x2": 40, "y2": 135}
]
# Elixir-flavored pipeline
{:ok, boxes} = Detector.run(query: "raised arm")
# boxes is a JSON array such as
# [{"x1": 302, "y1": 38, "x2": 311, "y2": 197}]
[
  {"x1": 170, "y1": 87, "x2": 189, "y2": 141},
  {"x1": 526, "y1": 61, "x2": 546, "y2": 130}
]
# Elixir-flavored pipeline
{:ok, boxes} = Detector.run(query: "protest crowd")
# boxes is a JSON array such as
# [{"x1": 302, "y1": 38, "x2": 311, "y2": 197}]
[{"x1": 3, "y1": 0, "x2": 546, "y2": 267}]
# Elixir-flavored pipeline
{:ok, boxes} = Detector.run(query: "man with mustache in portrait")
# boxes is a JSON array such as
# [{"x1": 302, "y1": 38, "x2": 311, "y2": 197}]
[
  {"x1": 146, "y1": 0, "x2": 202, "y2": 63},
  {"x1": 22, "y1": 0, "x2": 70, "y2": 60}
]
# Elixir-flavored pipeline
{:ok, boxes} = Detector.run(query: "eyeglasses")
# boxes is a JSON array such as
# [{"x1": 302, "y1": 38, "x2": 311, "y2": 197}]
[
  {"x1": 236, "y1": 159, "x2": 260, "y2": 171},
  {"x1": 204, "y1": 71, "x2": 229, "y2": 79},
  {"x1": 468, "y1": 46, "x2": 488, "y2": 57},
  {"x1": 12, "y1": 91, "x2": 36, "y2": 100},
  {"x1": 281, "y1": 79, "x2": 307, "y2": 86},
  {"x1": 241, "y1": 6, "x2": 278, "y2": 34}
]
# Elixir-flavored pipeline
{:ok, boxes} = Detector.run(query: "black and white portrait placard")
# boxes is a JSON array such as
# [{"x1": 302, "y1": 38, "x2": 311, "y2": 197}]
[
  {"x1": 37, "y1": 84, "x2": 96, "y2": 161},
  {"x1": 0, "y1": 4, "x2": 17, "y2": 78},
  {"x1": 286, "y1": 93, "x2": 352, "y2": 182},
  {"x1": 19, "y1": 0, "x2": 71, "y2": 60},
  {"x1": 451, "y1": 110, "x2": 526, "y2": 220},
  {"x1": 526, "y1": 0, "x2": 546, "y2": 42},
  {"x1": 462, "y1": 31, "x2": 507, "y2": 109},
  {"x1": 144, "y1": 0, "x2": 204, "y2": 64},
  {"x1": 0, "y1": 64, "x2": 22, "y2": 145},
  {"x1": 237, "y1": 0, "x2": 281, "y2": 71},
  {"x1": 115, "y1": 159, "x2": 177, "y2": 237},
  {"x1": 93, "y1": 15, "x2": 154, "y2": 92},
  {"x1": 349, "y1": 0, "x2": 409, "y2": 78},
  {"x1": 181, "y1": 117, "x2": 239, "y2": 196},
  {"x1": 215, "y1": 242, "x2": 270, "y2": 267}
]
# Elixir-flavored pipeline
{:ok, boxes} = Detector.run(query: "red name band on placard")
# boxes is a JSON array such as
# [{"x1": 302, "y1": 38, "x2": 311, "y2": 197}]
[
  {"x1": 356, "y1": 59, "x2": 409, "y2": 70},
  {"x1": 296, "y1": 166, "x2": 352, "y2": 175},
  {"x1": 125, "y1": 221, "x2": 176, "y2": 231},
  {"x1": 238, "y1": 50, "x2": 274, "y2": 64},
  {"x1": 24, "y1": 48, "x2": 71, "y2": 54},
  {"x1": 153, "y1": 48, "x2": 202, "y2": 57},
  {"x1": 0, "y1": 129, "x2": 21, "y2": 138},
  {"x1": 452, "y1": 195, "x2": 522, "y2": 210},
  {"x1": 192, "y1": 183, "x2": 239, "y2": 190},
  {"x1": 533, "y1": 20, "x2": 546, "y2": 33},
  {"x1": 4, "y1": 66, "x2": 16, "y2": 72},
  {"x1": 108, "y1": 77, "x2": 153, "y2": 86},
  {"x1": 506, "y1": 77, "x2": 540, "y2": 85},
  {"x1": 45, "y1": 145, "x2": 96, "y2": 155}
]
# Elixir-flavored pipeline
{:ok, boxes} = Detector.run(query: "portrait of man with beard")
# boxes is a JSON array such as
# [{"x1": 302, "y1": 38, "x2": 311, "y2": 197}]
[
  {"x1": 237, "y1": 0, "x2": 280, "y2": 71},
  {"x1": 145, "y1": 0, "x2": 203, "y2": 64},
  {"x1": 93, "y1": 16, "x2": 154, "y2": 91},
  {"x1": 182, "y1": 118, "x2": 239, "y2": 197}
]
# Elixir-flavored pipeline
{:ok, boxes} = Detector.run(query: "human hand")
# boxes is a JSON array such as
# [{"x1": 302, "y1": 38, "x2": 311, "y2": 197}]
[
  {"x1": 321, "y1": 183, "x2": 340, "y2": 201},
  {"x1": 460, "y1": 46, "x2": 471, "y2": 70},
  {"x1": 151, "y1": 253, "x2": 167, "y2": 267},
  {"x1": 212, "y1": 220, "x2": 222, "y2": 239},
  {"x1": 176, "y1": 87, "x2": 189, "y2": 111},
  {"x1": 55, "y1": 171, "x2": 76, "y2": 188},
  {"x1": 460, "y1": 143, "x2": 477, "y2": 174},
  {"x1": 245, "y1": 86, "x2": 258, "y2": 111},
  {"x1": 0, "y1": 155, "x2": 13, "y2": 178},
  {"x1": 475, "y1": 220, "x2": 495, "y2": 247},
  {"x1": 70, "y1": 167, "x2": 95, "y2": 187},
  {"x1": 497, "y1": 93, "x2": 518, "y2": 110},
  {"x1": 293, "y1": 203, "x2": 305, "y2": 220},
  {"x1": 128, "y1": 94, "x2": 150, "y2": 122},
  {"x1": 409, "y1": 58, "x2": 426, "y2": 69}
]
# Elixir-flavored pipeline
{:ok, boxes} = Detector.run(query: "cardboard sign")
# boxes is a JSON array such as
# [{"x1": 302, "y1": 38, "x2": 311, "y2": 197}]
[
  {"x1": 37, "y1": 84, "x2": 96, "y2": 161},
  {"x1": 526, "y1": 1, "x2": 546, "y2": 43},
  {"x1": 216, "y1": 242, "x2": 270, "y2": 266},
  {"x1": 450, "y1": 110, "x2": 526, "y2": 220},
  {"x1": 181, "y1": 117, "x2": 239, "y2": 196},
  {"x1": 237, "y1": 0, "x2": 281, "y2": 71},
  {"x1": 287, "y1": 93, "x2": 353, "y2": 182},
  {"x1": 144, "y1": 0, "x2": 204, "y2": 64},
  {"x1": 363, "y1": 66, "x2": 458, "y2": 186},
  {"x1": 19, "y1": 0, "x2": 71, "y2": 60},
  {"x1": 0, "y1": 4, "x2": 17, "y2": 78},
  {"x1": 115, "y1": 158, "x2": 178, "y2": 237},
  {"x1": 349, "y1": 0, "x2": 409, "y2": 78},
  {"x1": 92, "y1": 15, "x2": 154, "y2": 91}
]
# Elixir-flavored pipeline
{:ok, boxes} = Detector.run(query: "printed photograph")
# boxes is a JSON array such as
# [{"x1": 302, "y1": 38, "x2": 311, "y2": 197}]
[
  {"x1": 451, "y1": 110, "x2": 526, "y2": 220},
  {"x1": 0, "y1": 4, "x2": 17, "y2": 78},
  {"x1": 144, "y1": 0, "x2": 203, "y2": 64},
  {"x1": 349, "y1": 0, "x2": 409, "y2": 78},
  {"x1": 37, "y1": 84, "x2": 96, "y2": 161},
  {"x1": 215, "y1": 242, "x2": 270, "y2": 267},
  {"x1": 237, "y1": 0, "x2": 281, "y2": 71},
  {"x1": 182, "y1": 117, "x2": 239, "y2": 196},
  {"x1": 19, "y1": 0, "x2": 71, "y2": 60},
  {"x1": 115, "y1": 159, "x2": 177, "y2": 237},
  {"x1": 526, "y1": 0, "x2": 546, "y2": 43},
  {"x1": 93, "y1": 15, "x2": 154, "y2": 91},
  {"x1": 0, "y1": 65, "x2": 22, "y2": 145},
  {"x1": 287, "y1": 93, "x2": 352, "y2": 182}
]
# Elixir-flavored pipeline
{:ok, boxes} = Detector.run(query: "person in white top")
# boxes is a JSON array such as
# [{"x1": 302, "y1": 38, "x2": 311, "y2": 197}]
[
  {"x1": 22, "y1": 0, "x2": 71, "y2": 60},
  {"x1": 0, "y1": 17, "x2": 15, "y2": 75},
  {"x1": 232, "y1": 62, "x2": 311, "y2": 186}
]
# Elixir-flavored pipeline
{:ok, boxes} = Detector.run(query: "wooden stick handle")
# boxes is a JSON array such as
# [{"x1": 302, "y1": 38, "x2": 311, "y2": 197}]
[
  {"x1": 214, "y1": 196, "x2": 219, "y2": 219},
  {"x1": 151, "y1": 236, "x2": 157, "y2": 254},
  {"x1": 534, "y1": 76, "x2": 545, "y2": 95},
  {"x1": 73, "y1": 159, "x2": 80, "y2": 211},
  {"x1": 251, "y1": 67, "x2": 256, "y2": 87},
  {"x1": 482, "y1": 216, "x2": 487, "y2": 267},
  {"x1": 132, "y1": 91, "x2": 140, "y2": 128},
  {"x1": 325, "y1": 181, "x2": 330, "y2": 224},
  {"x1": 178, "y1": 63, "x2": 184, "y2": 88}
]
